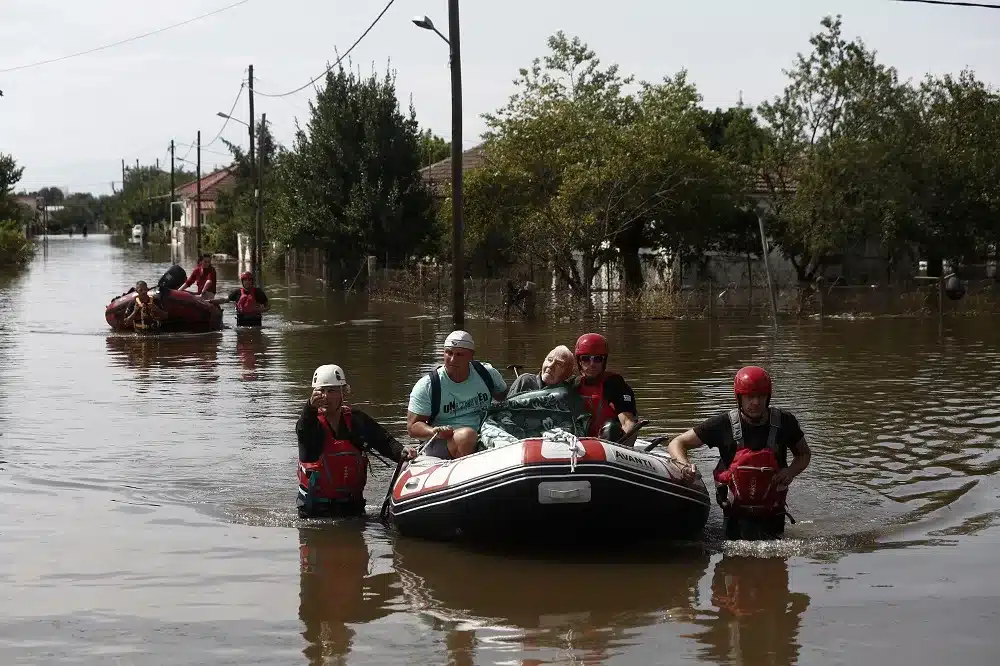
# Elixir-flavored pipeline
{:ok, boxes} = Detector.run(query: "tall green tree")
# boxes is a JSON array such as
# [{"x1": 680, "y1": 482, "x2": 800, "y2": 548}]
[
  {"x1": 0, "y1": 153, "x2": 26, "y2": 223},
  {"x1": 464, "y1": 32, "x2": 735, "y2": 294},
  {"x1": 272, "y1": 62, "x2": 437, "y2": 285},
  {"x1": 756, "y1": 15, "x2": 912, "y2": 282}
]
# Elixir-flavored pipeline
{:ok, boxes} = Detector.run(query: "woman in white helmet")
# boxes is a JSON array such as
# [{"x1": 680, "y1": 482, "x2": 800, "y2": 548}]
[{"x1": 296, "y1": 363, "x2": 417, "y2": 519}]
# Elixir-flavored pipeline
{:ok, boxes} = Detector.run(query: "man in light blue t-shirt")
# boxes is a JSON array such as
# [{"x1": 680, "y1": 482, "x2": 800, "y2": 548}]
[{"x1": 407, "y1": 330, "x2": 508, "y2": 459}]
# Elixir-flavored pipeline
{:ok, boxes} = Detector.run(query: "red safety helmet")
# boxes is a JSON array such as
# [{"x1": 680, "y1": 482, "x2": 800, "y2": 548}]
[
  {"x1": 239, "y1": 271, "x2": 253, "y2": 282},
  {"x1": 734, "y1": 366, "x2": 772, "y2": 399},
  {"x1": 575, "y1": 333, "x2": 609, "y2": 358}
]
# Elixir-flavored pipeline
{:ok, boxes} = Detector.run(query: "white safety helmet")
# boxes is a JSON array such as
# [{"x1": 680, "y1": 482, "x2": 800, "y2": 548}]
[{"x1": 312, "y1": 364, "x2": 348, "y2": 388}]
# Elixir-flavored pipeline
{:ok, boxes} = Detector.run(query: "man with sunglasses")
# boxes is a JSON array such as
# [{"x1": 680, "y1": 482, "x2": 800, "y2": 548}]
[
  {"x1": 573, "y1": 333, "x2": 638, "y2": 440},
  {"x1": 296, "y1": 364, "x2": 417, "y2": 518}
]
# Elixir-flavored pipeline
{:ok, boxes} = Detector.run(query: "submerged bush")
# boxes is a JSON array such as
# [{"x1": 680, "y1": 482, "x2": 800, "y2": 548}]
[{"x1": 0, "y1": 219, "x2": 35, "y2": 270}]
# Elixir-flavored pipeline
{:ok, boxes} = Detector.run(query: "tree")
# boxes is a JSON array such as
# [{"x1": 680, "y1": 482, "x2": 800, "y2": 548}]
[
  {"x1": 468, "y1": 32, "x2": 736, "y2": 294},
  {"x1": 272, "y1": 62, "x2": 437, "y2": 286},
  {"x1": 0, "y1": 153, "x2": 26, "y2": 223},
  {"x1": 907, "y1": 71, "x2": 1000, "y2": 273},
  {"x1": 211, "y1": 118, "x2": 283, "y2": 256},
  {"x1": 417, "y1": 129, "x2": 450, "y2": 166},
  {"x1": 756, "y1": 15, "x2": 912, "y2": 283}
]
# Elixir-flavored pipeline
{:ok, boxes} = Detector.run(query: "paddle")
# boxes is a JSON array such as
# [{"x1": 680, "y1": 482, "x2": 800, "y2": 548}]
[
  {"x1": 642, "y1": 435, "x2": 669, "y2": 452},
  {"x1": 379, "y1": 433, "x2": 437, "y2": 525},
  {"x1": 506, "y1": 363, "x2": 525, "y2": 378},
  {"x1": 615, "y1": 419, "x2": 649, "y2": 448}
]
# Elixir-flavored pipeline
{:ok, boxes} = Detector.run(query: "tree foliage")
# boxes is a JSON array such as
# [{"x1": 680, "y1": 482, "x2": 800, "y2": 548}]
[{"x1": 269, "y1": 62, "x2": 437, "y2": 284}]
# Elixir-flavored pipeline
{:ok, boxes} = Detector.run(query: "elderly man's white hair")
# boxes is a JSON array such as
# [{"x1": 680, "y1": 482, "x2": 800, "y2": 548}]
[{"x1": 547, "y1": 345, "x2": 574, "y2": 367}]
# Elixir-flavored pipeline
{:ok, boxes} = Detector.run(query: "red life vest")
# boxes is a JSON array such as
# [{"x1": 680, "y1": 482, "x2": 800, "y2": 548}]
[
  {"x1": 578, "y1": 373, "x2": 620, "y2": 437},
  {"x1": 236, "y1": 288, "x2": 257, "y2": 314},
  {"x1": 297, "y1": 407, "x2": 369, "y2": 504},
  {"x1": 713, "y1": 407, "x2": 787, "y2": 517}
]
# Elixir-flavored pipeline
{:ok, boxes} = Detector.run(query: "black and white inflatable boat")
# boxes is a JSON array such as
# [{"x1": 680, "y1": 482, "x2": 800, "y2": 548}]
[{"x1": 385, "y1": 385, "x2": 711, "y2": 542}]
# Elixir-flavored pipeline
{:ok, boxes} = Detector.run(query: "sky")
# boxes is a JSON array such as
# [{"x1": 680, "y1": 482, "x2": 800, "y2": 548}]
[{"x1": 0, "y1": 0, "x2": 998, "y2": 197}]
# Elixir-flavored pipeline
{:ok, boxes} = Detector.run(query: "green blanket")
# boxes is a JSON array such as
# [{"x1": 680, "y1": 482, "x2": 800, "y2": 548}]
[{"x1": 479, "y1": 383, "x2": 591, "y2": 450}]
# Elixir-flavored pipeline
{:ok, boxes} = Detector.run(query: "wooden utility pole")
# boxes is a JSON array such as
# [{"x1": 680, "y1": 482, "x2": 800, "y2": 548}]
[
  {"x1": 448, "y1": 0, "x2": 465, "y2": 330},
  {"x1": 121, "y1": 159, "x2": 126, "y2": 189},
  {"x1": 196, "y1": 130, "x2": 202, "y2": 254},
  {"x1": 169, "y1": 140, "x2": 175, "y2": 237},
  {"x1": 255, "y1": 112, "x2": 265, "y2": 283},
  {"x1": 248, "y1": 63, "x2": 258, "y2": 279}
]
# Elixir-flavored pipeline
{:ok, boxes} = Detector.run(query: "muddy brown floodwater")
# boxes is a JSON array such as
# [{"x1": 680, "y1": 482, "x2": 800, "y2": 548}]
[{"x1": 0, "y1": 235, "x2": 997, "y2": 665}]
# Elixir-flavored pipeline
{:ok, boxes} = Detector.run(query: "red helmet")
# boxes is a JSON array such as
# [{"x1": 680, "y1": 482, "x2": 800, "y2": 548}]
[
  {"x1": 734, "y1": 366, "x2": 772, "y2": 397},
  {"x1": 575, "y1": 333, "x2": 609, "y2": 358},
  {"x1": 239, "y1": 271, "x2": 253, "y2": 282}
]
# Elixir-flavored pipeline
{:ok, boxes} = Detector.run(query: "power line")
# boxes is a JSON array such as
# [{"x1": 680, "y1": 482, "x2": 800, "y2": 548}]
[
  {"x1": 0, "y1": 0, "x2": 253, "y2": 74},
  {"x1": 255, "y1": 0, "x2": 398, "y2": 98},
  {"x1": 204, "y1": 83, "x2": 247, "y2": 148},
  {"x1": 891, "y1": 0, "x2": 1000, "y2": 8}
]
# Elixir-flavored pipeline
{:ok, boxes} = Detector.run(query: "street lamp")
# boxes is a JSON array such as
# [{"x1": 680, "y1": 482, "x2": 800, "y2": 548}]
[
  {"x1": 412, "y1": 15, "x2": 450, "y2": 45},
  {"x1": 217, "y1": 111, "x2": 249, "y2": 128},
  {"x1": 413, "y1": 2, "x2": 465, "y2": 331}
]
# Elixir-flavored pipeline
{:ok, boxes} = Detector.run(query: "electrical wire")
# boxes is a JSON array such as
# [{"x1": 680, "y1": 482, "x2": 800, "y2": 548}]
[
  {"x1": 255, "y1": 0, "x2": 398, "y2": 98},
  {"x1": 891, "y1": 0, "x2": 1000, "y2": 8},
  {"x1": 0, "y1": 0, "x2": 254, "y2": 74}
]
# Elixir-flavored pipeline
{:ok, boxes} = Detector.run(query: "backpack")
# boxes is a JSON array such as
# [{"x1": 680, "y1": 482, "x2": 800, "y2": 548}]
[
  {"x1": 713, "y1": 407, "x2": 788, "y2": 516},
  {"x1": 427, "y1": 360, "x2": 496, "y2": 423}
]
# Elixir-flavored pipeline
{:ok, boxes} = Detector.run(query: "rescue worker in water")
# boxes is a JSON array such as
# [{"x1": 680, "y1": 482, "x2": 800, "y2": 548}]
[
  {"x1": 573, "y1": 333, "x2": 639, "y2": 440},
  {"x1": 666, "y1": 366, "x2": 812, "y2": 540},
  {"x1": 296, "y1": 364, "x2": 417, "y2": 519}
]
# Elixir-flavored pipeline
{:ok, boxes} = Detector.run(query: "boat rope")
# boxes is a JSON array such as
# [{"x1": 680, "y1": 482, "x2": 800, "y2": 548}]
[{"x1": 542, "y1": 428, "x2": 586, "y2": 473}]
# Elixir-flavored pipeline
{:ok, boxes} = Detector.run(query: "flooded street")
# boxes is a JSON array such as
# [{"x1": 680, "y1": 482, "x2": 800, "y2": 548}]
[{"x1": 1, "y1": 235, "x2": 998, "y2": 665}]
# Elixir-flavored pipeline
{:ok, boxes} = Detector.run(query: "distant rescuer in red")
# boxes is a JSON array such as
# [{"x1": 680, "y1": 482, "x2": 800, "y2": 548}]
[
  {"x1": 572, "y1": 333, "x2": 639, "y2": 440},
  {"x1": 666, "y1": 365, "x2": 812, "y2": 541},
  {"x1": 180, "y1": 253, "x2": 218, "y2": 299}
]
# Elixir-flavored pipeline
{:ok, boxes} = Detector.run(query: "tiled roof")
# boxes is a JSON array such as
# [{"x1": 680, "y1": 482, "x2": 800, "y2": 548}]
[
  {"x1": 420, "y1": 144, "x2": 488, "y2": 192},
  {"x1": 174, "y1": 168, "x2": 236, "y2": 201}
]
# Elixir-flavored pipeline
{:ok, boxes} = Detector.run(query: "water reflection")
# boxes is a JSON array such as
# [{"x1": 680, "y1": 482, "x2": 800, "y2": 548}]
[
  {"x1": 236, "y1": 327, "x2": 270, "y2": 381},
  {"x1": 298, "y1": 523, "x2": 396, "y2": 665},
  {"x1": 692, "y1": 555, "x2": 810, "y2": 666},
  {"x1": 392, "y1": 539, "x2": 711, "y2": 664}
]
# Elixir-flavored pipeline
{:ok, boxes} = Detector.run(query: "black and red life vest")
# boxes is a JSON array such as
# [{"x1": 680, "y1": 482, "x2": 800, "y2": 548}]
[
  {"x1": 712, "y1": 407, "x2": 788, "y2": 517},
  {"x1": 236, "y1": 288, "x2": 257, "y2": 315},
  {"x1": 297, "y1": 406, "x2": 369, "y2": 505},
  {"x1": 578, "y1": 373, "x2": 621, "y2": 438}
]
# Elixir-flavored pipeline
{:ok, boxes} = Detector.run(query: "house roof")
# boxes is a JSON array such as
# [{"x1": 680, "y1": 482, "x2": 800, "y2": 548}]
[
  {"x1": 420, "y1": 144, "x2": 488, "y2": 191},
  {"x1": 174, "y1": 167, "x2": 236, "y2": 202}
]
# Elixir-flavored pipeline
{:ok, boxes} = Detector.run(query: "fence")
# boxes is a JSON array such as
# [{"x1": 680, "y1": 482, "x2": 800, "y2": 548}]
[{"x1": 278, "y1": 248, "x2": 999, "y2": 321}]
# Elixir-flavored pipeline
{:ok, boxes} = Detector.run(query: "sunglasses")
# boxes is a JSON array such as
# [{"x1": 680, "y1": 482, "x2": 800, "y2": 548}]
[
  {"x1": 318, "y1": 386, "x2": 343, "y2": 393},
  {"x1": 577, "y1": 355, "x2": 606, "y2": 364}
]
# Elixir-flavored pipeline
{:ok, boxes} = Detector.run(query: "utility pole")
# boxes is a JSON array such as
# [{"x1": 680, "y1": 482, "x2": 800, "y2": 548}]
[
  {"x1": 448, "y1": 0, "x2": 465, "y2": 330},
  {"x1": 255, "y1": 112, "x2": 265, "y2": 284},
  {"x1": 121, "y1": 159, "x2": 126, "y2": 189},
  {"x1": 248, "y1": 63, "x2": 258, "y2": 279},
  {"x1": 169, "y1": 140, "x2": 176, "y2": 243},
  {"x1": 196, "y1": 130, "x2": 202, "y2": 255}
]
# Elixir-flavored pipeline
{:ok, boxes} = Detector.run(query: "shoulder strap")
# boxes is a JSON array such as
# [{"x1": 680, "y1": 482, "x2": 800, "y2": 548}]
[
  {"x1": 767, "y1": 407, "x2": 781, "y2": 452},
  {"x1": 471, "y1": 360, "x2": 495, "y2": 395},
  {"x1": 428, "y1": 367, "x2": 441, "y2": 423},
  {"x1": 728, "y1": 408, "x2": 744, "y2": 450}
]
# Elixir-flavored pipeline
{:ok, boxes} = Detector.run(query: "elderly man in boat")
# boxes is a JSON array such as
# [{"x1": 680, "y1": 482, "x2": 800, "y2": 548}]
[
  {"x1": 406, "y1": 330, "x2": 508, "y2": 460},
  {"x1": 506, "y1": 345, "x2": 576, "y2": 397}
]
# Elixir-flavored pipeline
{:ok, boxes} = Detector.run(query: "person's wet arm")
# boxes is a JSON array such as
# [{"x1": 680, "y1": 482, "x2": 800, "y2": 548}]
[
  {"x1": 296, "y1": 401, "x2": 323, "y2": 462},
  {"x1": 355, "y1": 411, "x2": 405, "y2": 462}
]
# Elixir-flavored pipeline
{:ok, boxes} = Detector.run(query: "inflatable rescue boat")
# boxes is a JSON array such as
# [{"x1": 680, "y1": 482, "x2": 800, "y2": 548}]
[
  {"x1": 385, "y1": 385, "x2": 711, "y2": 542},
  {"x1": 105, "y1": 265, "x2": 223, "y2": 333}
]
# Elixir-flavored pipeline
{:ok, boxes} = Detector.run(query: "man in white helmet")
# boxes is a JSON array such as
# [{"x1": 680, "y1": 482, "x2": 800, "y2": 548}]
[
  {"x1": 406, "y1": 330, "x2": 508, "y2": 459},
  {"x1": 297, "y1": 363, "x2": 417, "y2": 518}
]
